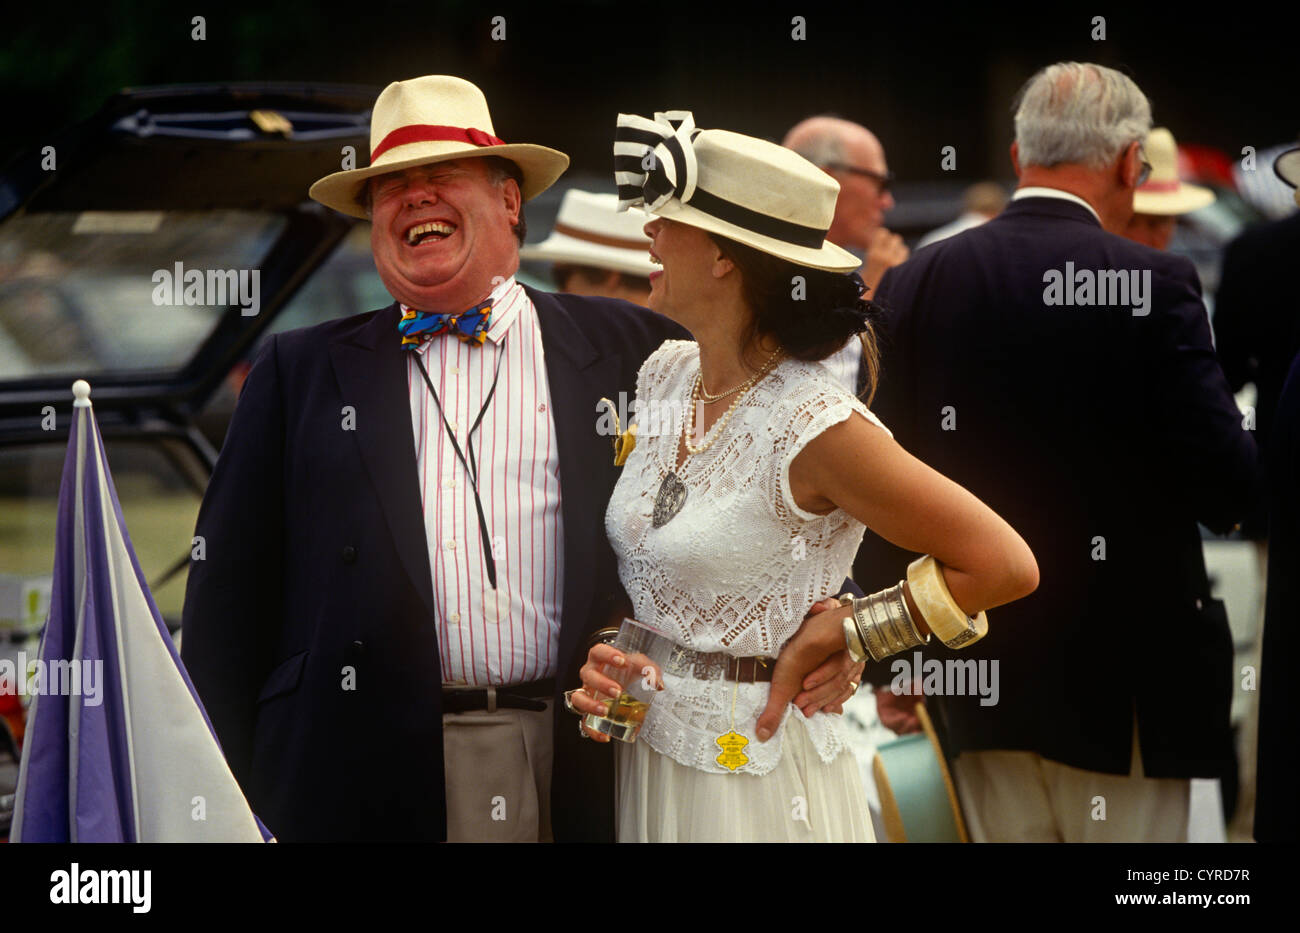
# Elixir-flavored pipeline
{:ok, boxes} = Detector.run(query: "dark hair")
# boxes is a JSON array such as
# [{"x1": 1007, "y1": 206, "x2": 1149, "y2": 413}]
[
  {"x1": 707, "y1": 233, "x2": 881, "y2": 404},
  {"x1": 359, "y1": 155, "x2": 527, "y2": 246}
]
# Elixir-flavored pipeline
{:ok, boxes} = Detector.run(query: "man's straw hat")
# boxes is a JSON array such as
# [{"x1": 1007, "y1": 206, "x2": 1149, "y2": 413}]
[
  {"x1": 310, "y1": 75, "x2": 569, "y2": 219},
  {"x1": 1132, "y1": 127, "x2": 1215, "y2": 216}
]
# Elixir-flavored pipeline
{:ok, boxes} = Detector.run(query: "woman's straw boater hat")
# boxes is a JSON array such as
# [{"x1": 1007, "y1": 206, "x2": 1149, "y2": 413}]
[
  {"x1": 309, "y1": 75, "x2": 570, "y2": 219},
  {"x1": 613, "y1": 111, "x2": 859, "y2": 272},
  {"x1": 1132, "y1": 127, "x2": 1215, "y2": 216},
  {"x1": 520, "y1": 190, "x2": 655, "y2": 276}
]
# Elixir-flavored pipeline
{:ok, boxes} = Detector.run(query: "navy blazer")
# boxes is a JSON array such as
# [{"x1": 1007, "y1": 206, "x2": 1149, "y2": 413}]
[
  {"x1": 1209, "y1": 213, "x2": 1300, "y2": 537},
  {"x1": 181, "y1": 287, "x2": 684, "y2": 841},
  {"x1": 854, "y1": 197, "x2": 1259, "y2": 779}
]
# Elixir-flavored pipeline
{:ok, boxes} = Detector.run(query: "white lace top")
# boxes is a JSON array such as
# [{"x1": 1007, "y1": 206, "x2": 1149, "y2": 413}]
[{"x1": 605, "y1": 340, "x2": 893, "y2": 775}]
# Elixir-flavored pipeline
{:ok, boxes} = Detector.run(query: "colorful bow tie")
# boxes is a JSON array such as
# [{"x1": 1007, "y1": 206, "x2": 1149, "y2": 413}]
[{"x1": 399, "y1": 301, "x2": 492, "y2": 350}]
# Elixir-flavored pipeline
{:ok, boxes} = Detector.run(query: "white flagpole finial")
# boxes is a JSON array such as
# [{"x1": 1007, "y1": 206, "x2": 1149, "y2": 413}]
[{"x1": 72, "y1": 380, "x2": 92, "y2": 408}]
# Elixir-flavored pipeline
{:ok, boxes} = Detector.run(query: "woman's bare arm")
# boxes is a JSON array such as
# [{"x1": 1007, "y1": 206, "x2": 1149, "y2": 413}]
[
  {"x1": 754, "y1": 412, "x2": 1039, "y2": 742},
  {"x1": 789, "y1": 413, "x2": 1039, "y2": 614}
]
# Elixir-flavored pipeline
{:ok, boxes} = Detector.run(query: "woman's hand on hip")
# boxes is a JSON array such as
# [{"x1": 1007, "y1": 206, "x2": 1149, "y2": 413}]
[{"x1": 755, "y1": 599, "x2": 854, "y2": 742}]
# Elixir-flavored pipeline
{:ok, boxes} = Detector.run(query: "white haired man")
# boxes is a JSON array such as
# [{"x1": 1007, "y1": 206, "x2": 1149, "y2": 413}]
[{"x1": 857, "y1": 62, "x2": 1258, "y2": 842}]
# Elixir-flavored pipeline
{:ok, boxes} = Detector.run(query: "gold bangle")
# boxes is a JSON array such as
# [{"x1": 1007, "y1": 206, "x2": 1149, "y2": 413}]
[{"x1": 905, "y1": 556, "x2": 988, "y2": 649}]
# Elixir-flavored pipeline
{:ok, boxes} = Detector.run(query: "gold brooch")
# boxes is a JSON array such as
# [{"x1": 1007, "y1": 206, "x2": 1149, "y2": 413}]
[{"x1": 599, "y1": 397, "x2": 638, "y2": 466}]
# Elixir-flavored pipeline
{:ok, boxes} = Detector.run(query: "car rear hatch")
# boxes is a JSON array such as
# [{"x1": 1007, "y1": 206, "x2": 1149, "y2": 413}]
[
  {"x1": 0, "y1": 82, "x2": 378, "y2": 679},
  {"x1": 0, "y1": 82, "x2": 377, "y2": 430}
]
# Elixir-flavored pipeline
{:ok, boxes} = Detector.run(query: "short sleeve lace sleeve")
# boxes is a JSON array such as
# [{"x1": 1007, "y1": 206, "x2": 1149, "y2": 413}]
[{"x1": 776, "y1": 366, "x2": 894, "y2": 522}]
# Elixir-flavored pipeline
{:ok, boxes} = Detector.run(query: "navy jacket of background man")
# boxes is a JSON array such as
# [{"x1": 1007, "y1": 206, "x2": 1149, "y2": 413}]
[
  {"x1": 854, "y1": 196, "x2": 1259, "y2": 781},
  {"x1": 181, "y1": 287, "x2": 684, "y2": 841}
]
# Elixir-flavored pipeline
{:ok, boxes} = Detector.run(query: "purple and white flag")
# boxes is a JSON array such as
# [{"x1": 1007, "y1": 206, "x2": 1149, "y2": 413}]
[{"x1": 11, "y1": 381, "x2": 272, "y2": 842}]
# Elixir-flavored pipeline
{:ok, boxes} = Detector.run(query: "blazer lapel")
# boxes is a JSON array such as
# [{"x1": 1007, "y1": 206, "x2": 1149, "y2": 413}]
[
  {"x1": 328, "y1": 303, "x2": 437, "y2": 621},
  {"x1": 529, "y1": 287, "x2": 622, "y2": 670}
]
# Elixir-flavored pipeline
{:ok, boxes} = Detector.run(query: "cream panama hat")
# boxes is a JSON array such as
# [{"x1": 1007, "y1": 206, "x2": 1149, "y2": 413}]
[
  {"x1": 1132, "y1": 127, "x2": 1215, "y2": 216},
  {"x1": 309, "y1": 75, "x2": 570, "y2": 219},
  {"x1": 614, "y1": 111, "x2": 859, "y2": 272},
  {"x1": 1274, "y1": 148, "x2": 1300, "y2": 187},
  {"x1": 1276, "y1": 147, "x2": 1300, "y2": 208},
  {"x1": 520, "y1": 190, "x2": 655, "y2": 276}
]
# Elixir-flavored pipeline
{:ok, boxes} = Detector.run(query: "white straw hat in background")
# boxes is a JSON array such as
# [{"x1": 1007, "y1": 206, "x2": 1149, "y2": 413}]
[
  {"x1": 521, "y1": 190, "x2": 655, "y2": 276},
  {"x1": 1132, "y1": 127, "x2": 1215, "y2": 216}
]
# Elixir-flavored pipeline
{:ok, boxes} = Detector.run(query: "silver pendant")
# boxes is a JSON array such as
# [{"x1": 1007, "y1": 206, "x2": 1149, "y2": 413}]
[{"x1": 652, "y1": 472, "x2": 687, "y2": 527}]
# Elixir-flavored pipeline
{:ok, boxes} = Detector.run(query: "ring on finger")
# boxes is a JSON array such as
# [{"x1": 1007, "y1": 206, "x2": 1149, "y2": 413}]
[{"x1": 563, "y1": 688, "x2": 582, "y2": 714}]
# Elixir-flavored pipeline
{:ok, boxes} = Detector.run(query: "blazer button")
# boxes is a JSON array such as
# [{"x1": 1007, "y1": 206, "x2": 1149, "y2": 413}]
[{"x1": 342, "y1": 545, "x2": 357, "y2": 564}]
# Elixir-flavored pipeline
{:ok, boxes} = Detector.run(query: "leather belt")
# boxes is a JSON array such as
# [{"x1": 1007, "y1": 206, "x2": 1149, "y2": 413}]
[
  {"x1": 665, "y1": 648, "x2": 774, "y2": 684},
  {"x1": 590, "y1": 624, "x2": 774, "y2": 684},
  {"x1": 441, "y1": 678, "x2": 555, "y2": 714},
  {"x1": 724, "y1": 655, "x2": 774, "y2": 683}
]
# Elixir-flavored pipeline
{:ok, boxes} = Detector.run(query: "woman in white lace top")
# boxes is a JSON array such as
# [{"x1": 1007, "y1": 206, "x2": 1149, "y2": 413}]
[{"x1": 568, "y1": 113, "x2": 1039, "y2": 842}]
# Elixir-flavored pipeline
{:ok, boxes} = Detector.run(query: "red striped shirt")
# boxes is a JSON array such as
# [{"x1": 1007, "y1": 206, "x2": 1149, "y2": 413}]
[{"x1": 404, "y1": 278, "x2": 564, "y2": 685}]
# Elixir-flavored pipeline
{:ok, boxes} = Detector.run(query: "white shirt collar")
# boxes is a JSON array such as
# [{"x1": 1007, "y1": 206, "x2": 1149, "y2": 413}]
[
  {"x1": 1012, "y1": 186, "x2": 1102, "y2": 224},
  {"x1": 482, "y1": 276, "x2": 524, "y2": 344}
]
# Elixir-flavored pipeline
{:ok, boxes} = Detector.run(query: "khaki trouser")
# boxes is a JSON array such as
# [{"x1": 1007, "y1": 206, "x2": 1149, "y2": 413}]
[
  {"x1": 952, "y1": 715, "x2": 1190, "y2": 843},
  {"x1": 442, "y1": 695, "x2": 554, "y2": 842}
]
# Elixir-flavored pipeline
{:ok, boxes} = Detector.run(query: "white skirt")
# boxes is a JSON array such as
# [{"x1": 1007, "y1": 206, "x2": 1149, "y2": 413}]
[{"x1": 615, "y1": 716, "x2": 876, "y2": 842}]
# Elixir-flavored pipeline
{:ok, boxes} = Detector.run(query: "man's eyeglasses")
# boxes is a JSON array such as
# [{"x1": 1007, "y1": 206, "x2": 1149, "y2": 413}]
[
  {"x1": 1136, "y1": 145, "x2": 1153, "y2": 188},
  {"x1": 826, "y1": 163, "x2": 894, "y2": 193}
]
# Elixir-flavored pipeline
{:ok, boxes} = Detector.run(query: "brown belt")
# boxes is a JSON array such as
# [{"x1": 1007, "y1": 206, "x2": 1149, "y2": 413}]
[
  {"x1": 668, "y1": 649, "x2": 774, "y2": 684},
  {"x1": 724, "y1": 656, "x2": 774, "y2": 683}
]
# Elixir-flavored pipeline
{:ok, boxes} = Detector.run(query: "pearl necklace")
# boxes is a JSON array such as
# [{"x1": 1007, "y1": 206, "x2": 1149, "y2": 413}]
[
  {"x1": 684, "y1": 350, "x2": 784, "y2": 455},
  {"x1": 695, "y1": 347, "x2": 783, "y2": 403},
  {"x1": 651, "y1": 347, "x2": 784, "y2": 528}
]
